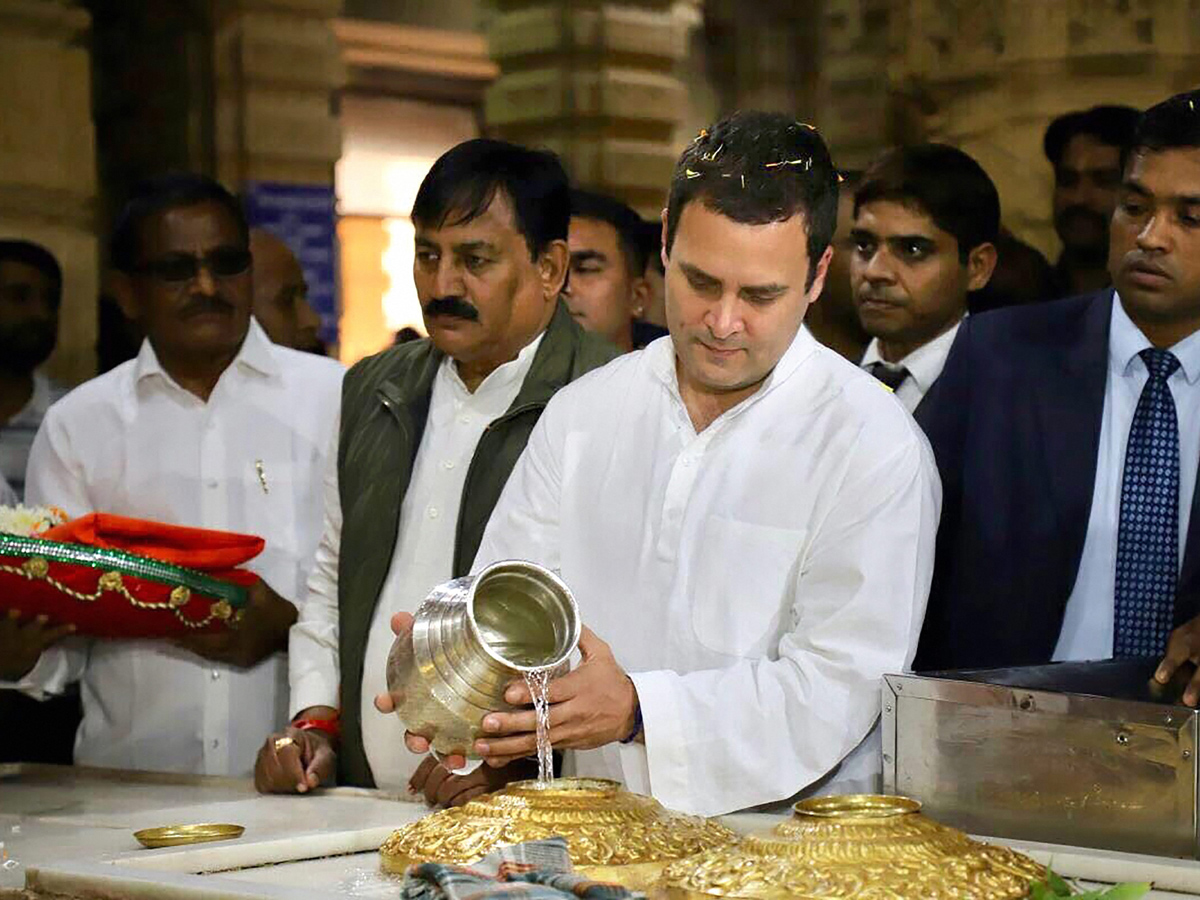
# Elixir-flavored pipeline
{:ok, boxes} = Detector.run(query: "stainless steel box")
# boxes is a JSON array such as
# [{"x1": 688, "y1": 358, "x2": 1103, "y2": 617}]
[{"x1": 881, "y1": 659, "x2": 1200, "y2": 858}]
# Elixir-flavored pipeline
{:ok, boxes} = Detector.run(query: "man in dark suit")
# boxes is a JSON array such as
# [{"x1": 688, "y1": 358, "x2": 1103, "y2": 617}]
[{"x1": 915, "y1": 89, "x2": 1200, "y2": 705}]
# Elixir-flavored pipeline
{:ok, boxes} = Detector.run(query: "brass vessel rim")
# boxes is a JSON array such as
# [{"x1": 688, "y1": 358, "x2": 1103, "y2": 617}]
[
  {"x1": 466, "y1": 560, "x2": 580, "y2": 672},
  {"x1": 503, "y1": 776, "x2": 623, "y2": 797},
  {"x1": 791, "y1": 794, "x2": 921, "y2": 819}
]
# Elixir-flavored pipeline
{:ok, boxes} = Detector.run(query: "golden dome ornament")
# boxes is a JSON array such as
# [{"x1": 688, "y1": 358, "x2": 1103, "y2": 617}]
[
  {"x1": 380, "y1": 778, "x2": 737, "y2": 890},
  {"x1": 660, "y1": 794, "x2": 1046, "y2": 900}
]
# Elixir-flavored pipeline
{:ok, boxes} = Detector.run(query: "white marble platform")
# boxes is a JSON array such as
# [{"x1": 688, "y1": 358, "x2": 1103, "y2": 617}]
[{"x1": 5, "y1": 764, "x2": 1200, "y2": 899}]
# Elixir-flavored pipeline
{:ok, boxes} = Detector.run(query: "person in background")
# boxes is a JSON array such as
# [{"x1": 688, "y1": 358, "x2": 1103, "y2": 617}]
[
  {"x1": 391, "y1": 112, "x2": 940, "y2": 816},
  {"x1": 564, "y1": 189, "x2": 659, "y2": 353},
  {"x1": 256, "y1": 139, "x2": 617, "y2": 806},
  {"x1": 0, "y1": 240, "x2": 67, "y2": 500},
  {"x1": 249, "y1": 229, "x2": 326, "y2": 355},
  {"x1": 968, "y1": 228, "x2": 1058, "y2": 314},
  {"x1": 394, "y1": 326, "x2": 422, "y2": 344},
  {"x1": 804, "y1": 170, "x2": 870, "y2": 362},
  {"x1": 852, "y1": 144, "x2": 999, "y2": 415},
  {"x1": 916, "y1": 91, "x2": 1200, "y2": 701},
  {"x1": 0, "y1": 240, "x2": 77, "y2": 765},
  {"x1": 0, "y1": 174, "x2": 343, "y2": 775},
  {"x1": 1045, "y1": 104, "x2": 1141, "y2": 298},
  {"x1": 637, "y1": 217, "x2": 668, "y2": 333}
]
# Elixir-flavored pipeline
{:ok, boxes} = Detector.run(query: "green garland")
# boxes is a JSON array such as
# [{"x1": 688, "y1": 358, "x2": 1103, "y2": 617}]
[
  {"x1": 1030, "y1": 868, "x2": 1150, "y2": 899},
  {"x1": 0, "y1": 532, "x2": 248, "y2": 608}
]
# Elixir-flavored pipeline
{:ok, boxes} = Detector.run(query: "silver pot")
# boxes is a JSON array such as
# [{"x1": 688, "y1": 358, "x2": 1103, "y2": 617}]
[{"x1": 385, "y1": 559, "x2": 581, "y2": 758}]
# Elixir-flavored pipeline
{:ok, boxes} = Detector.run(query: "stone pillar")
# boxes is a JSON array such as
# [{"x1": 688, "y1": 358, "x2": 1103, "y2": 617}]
[
  {"x1": 0, "y1": 0, "x2": 98, "y2": 384},
  {"x1": 485, "y1": 0, "x2": 691, "y2": 216},
  {"x1": 212, "y1": 0, "x2": 345, "y2": 186}
]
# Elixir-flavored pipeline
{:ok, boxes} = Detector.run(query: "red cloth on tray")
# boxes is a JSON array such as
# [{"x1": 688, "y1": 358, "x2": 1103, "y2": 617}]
[
  {"x1": 43, "y1": 514, "x2": 264, "y2": 586},
  {"x1": 0, "y1": 514, "x2": 265, "y2": 638}
]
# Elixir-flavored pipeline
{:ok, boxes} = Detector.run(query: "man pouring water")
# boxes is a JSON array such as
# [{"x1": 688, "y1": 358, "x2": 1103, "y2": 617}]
[{"x1": 380, "y1": 112, "x2": 940, "y2": 816}]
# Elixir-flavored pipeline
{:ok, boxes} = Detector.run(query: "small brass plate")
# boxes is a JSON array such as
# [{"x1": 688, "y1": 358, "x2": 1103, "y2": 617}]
[{"x1": 134, "y1": 823, "x2": 245, "y2": 848}]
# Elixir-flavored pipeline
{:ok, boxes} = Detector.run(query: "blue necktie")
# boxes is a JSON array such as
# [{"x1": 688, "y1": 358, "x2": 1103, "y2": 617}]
[{"x1": 1113, "y1": 348, "x2": 1181, "y2": 658}]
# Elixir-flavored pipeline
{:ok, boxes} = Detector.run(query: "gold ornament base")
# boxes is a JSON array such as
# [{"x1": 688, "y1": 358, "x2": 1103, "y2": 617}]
[
  {"x1": 380, "y1": 778, "x2": 736, "y2": 890},
  {"x1": 660, "y1": 794, "x2": 1045, "y2": 900}
]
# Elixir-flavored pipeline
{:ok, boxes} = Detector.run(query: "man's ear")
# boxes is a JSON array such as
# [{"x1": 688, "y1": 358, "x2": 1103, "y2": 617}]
[
  {"x1": 966, "y1": 241, "x2": 999, "y2": 293},
  {"x1": 538, "y1": 239, "x2": 570, "y2": 300},
  {"x1": 806, "y1": 244, "x2": 835, "y2": 300},
  {"x1": 659, "y1": 208, "x2": 669, "y2": 272},
  {"x1": 629, "y1": 275, "x2": 651, "y2": 319},
  {"x1": 107, "y1": 271, "x2": 139, "y2": 322}
]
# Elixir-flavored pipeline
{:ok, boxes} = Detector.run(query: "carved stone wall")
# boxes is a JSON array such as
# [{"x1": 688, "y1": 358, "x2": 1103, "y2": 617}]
[
  {"x1": 818, "y1": 0, "x2": 1200, "y2": 256},
  {"x1": 0, "y1": 0, "x2": 98, "y2": 384}
]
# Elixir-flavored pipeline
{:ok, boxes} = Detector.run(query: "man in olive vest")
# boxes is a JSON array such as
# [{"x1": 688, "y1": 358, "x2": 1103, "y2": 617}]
[{"x1": 253, "y1": 139, "x2": 618, "y2": 805}]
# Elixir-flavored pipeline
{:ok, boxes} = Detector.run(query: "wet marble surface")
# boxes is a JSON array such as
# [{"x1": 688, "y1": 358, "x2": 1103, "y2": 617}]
[{"x1": 4, "y1": 764, "x2": 1200, "y2": 899}]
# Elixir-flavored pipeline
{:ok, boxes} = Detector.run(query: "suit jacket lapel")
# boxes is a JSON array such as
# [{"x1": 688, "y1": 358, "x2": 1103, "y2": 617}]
[
  {"x1": 1176, "y1": 437, "x2": 1200, "y2": 623},
  {"x1": 1033, "y1": 291, "x2": 1112, "y2": 589}
]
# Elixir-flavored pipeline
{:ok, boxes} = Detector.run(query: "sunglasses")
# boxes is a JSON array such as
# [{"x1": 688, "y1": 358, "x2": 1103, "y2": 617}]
[{"x1": 133, "y1": 247, "x2": 252, "y2": 283}]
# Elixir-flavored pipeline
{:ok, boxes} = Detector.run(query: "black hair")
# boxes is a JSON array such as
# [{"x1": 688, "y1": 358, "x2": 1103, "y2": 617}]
[
  {"x1": 638, "y1": 218, "x2": 664, "y2": 276},
  {"x1": 1126, "y1": 89, "x2": 1200, "y2": 168},
  {"x1": 665, "y1": 110, "x2": 839, "y2": 288},
  {"x1": 1044, "y1": 105, "x2": 1140, "y2": 167},
  {"x1": 111, "y1": 173, "x2": 249, "y2": 273},
  {"x1": 412, "y1": 138, "x2": 569, "y2": 260},
  {"x1": 0, "y1": 240, "x2": 63, "y2": 308},
  {"x1": 570, "y1": 189, "x2": 648, "y2": 275},
  {"x1": 854, "y1": 143, "x2": 1000, "y2": 263}
]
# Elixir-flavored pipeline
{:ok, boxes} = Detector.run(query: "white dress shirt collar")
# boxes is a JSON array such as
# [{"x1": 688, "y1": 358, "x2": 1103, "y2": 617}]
[
  {"x1": 1112, "y1": 292, "x2": 1200, "y2": 385},
  {"x1": 132, "y1": 317, "x2": 281, "y2": 393},
  {"x1": 859, "y1": 315, "x2": 964, "y2": 396}
]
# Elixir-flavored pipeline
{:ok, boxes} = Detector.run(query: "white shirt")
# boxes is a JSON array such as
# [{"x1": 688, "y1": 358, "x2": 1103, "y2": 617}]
[
  {"x1": 0, "y1": 372, "x2": 68, "y2": 499},
  {"x1": 1055, "y1": 295, "x2": 1200, "y2": 660},
  {"x1": 11, "y1": 320, "x2": 342, "y2": 776},
  {"x1": 859, "y1": 318, "x2": 962, "y2": 414},
  {"x1": 474, "y1": 330, "x2": 942, "y2": 816},
  {"x1": 289, "y1": 334, "x2": 542, "y2": 789}
]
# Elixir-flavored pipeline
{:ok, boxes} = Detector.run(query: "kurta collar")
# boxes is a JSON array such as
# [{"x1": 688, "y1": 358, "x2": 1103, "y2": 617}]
[{"x1": 649, "y1": 323, "x2": 820, "y2": 423}]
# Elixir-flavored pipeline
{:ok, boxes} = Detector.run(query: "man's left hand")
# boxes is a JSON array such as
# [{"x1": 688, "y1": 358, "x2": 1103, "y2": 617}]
[
  {"x1": 1156, "y1": 613, "x2": 1200, "y2": 706},
  {"x1": 176, "y1": 579, "x2": 296, "y2": 669},
  {"x1": 473, "y1": 627, "x2": 639, "y2": 767},
  {"x1": 408, "y1": 755, "x2": 536, "y2": 808}
]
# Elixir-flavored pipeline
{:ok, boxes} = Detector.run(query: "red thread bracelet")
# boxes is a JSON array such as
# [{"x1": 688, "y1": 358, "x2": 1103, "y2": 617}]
[{"x1": 293, "y1": 716, "x2": 340, "y2": 742}]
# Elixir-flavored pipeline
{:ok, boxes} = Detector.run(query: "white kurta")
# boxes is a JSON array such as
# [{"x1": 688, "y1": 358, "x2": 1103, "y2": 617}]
[
  {"x1": 10, "y1": 320, "x2": 342, "y2": 776},
  {"x1": 288, "y1": 335, "x2": 541, "y2": 788},
  {"x1": 474, "y1": 328, "x2": 941, "y2": 816}
]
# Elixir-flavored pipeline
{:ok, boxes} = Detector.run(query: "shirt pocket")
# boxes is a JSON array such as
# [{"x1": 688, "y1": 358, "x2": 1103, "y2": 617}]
[
  {"x1": 690, "y1": 515, "x2": 805, "y2": 657},
  {"x1": 243, "y1": 457, "x2": 304, "y2": 601}
]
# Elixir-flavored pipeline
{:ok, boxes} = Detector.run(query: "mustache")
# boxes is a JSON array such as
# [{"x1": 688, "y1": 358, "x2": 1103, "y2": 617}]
[
  {"x1": 180, "y1": 294, "x2": 236, "y2": 317},
  {"x1": 423, "y1": 296, "x2": 479, "y2": 322}
]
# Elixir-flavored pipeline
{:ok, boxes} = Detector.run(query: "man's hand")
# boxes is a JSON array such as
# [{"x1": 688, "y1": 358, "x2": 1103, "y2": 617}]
[
  {"x1": 177, "y1": 578, "x2": 296, "y2": 669},
  {"x1": 472, "y1": 627, "x2": 638, "y2": 768},
  {"x1": 407, "y1": 755, "x2": 536, "y2": 808},
  {"x1": 374, "y1": 612, "x2": 473, "y2": 767},
  {"x1": 0, "y1": 609, "x2": 74, "y2": 680},
  {"x1": 1156, "y1": 614, "x2": 1200, "y2": 706},
  {"x1": 254, "y1": 706, "x2": 338, "y2": 794}
]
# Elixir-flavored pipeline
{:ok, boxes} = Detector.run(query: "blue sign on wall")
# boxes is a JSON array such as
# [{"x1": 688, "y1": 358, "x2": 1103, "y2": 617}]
[{"x1": 243, "y1": 181, "x2": 339, "y2": 344}]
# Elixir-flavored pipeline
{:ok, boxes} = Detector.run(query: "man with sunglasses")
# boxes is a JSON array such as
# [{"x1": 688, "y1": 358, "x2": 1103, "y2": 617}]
[{"x1": 1, "y1": 174, "x2": 343, "y2": 775}]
